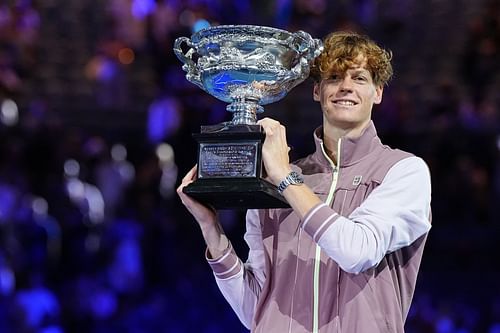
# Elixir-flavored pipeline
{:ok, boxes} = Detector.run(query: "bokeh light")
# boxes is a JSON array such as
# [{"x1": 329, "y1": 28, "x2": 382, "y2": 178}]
[{"x1": 0, "y1": 99, "x2": 19, "y2": 126}]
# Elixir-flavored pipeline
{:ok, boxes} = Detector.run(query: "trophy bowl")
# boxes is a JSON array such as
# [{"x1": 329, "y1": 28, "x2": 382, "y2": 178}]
[
  {"x1": 174, "y1": 25, "x2": 323, "y2": 125},
  {"x1": 174, "y1": 25, "x2": 323, "y2": 209}
]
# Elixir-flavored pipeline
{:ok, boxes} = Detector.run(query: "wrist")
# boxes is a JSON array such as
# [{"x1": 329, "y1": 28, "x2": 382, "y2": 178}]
[
  {"x1": 268, "y1": 168, "x2": 292, "y2": 186},
  {"x1": 277, "y1": 171, "x2": 304, "y2": 195},
  {"x1": 202, "y1": 224, "x2": 229, "y2": 258},
  {"x1": 206, "y1": 235, "x2": 229, "y2": 259}
]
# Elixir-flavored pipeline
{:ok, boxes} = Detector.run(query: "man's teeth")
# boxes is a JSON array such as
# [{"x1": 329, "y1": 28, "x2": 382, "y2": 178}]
[{"x1": 335, "y1": 100, "x2": 356, "y2": 106}]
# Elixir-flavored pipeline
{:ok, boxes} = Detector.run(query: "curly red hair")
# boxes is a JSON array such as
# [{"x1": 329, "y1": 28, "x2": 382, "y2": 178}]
[{"x1": 310, "y1": 31, "x2": 393, "y2": 87}]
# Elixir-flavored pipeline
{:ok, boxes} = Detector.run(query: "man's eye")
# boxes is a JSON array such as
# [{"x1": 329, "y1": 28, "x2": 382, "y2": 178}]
[{"x1": 355, "y1": 76, "x2": 367, "y2": 81}]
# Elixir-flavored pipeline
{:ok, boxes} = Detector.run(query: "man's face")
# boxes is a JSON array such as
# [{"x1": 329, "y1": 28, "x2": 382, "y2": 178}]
[{"x1": 313, "y1": 57, "x2": 383, "y2": 132}]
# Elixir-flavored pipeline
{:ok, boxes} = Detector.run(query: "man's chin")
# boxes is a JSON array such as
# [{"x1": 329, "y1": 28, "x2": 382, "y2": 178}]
[{"x1": 328, "y1": 118, "x2": 370, "y2": 132}]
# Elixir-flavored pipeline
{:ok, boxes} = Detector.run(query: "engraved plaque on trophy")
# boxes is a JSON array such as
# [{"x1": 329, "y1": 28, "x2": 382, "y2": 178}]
[{"x1": 174, "y1": 25, "x2": 322, "y2": 209}]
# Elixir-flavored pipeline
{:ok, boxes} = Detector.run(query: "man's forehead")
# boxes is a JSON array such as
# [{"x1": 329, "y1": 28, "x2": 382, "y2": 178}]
[
  {"x1": 320, "y1": 53, "x2": 373, "y2": 79},
  {"x1": 336, "y1": 54, "x2": 369, "y2": 72},
  {"x1": 335, "y1": 65, "x2": 371, "y2": 76},
  {"x1": 347, "y1": 66, "x2": 370, "y2": 74},
  {"x1": 350, "y1": 54, "x2": 368, "y2": 69}
]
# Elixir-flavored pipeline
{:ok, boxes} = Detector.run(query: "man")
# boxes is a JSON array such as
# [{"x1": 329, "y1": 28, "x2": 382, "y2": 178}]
[{"x1": 177, "y1": 31, "x2": 432, "y2": 333}]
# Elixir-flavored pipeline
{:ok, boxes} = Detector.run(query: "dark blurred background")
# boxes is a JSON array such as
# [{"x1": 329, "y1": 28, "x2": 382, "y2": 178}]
[{"x1": 0, "y1": 0, "x2": 499, "y2": 332}]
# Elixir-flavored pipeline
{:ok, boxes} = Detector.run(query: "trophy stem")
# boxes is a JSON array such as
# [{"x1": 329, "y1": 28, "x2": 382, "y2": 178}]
[{"x1": 227, "y1": 97, "x2": 264, "y2": 125}]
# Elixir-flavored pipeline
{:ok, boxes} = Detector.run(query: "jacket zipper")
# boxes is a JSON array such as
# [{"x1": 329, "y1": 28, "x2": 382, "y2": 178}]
[{"x1": 313, "y1": 139, "x2": 341, "y2": 333}]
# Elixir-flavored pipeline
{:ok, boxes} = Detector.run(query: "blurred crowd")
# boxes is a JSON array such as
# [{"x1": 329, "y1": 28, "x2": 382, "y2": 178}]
[{"x1": 0, "y1": 0, "x2": 499, "y2": 332}]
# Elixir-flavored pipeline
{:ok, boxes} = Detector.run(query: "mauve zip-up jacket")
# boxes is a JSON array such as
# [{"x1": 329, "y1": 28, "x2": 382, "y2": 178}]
[{"x1": 207, "y1": 121, "x2": 432, "y2": 333}]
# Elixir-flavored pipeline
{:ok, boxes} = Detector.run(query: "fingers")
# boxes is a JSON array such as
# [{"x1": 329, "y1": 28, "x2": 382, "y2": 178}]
[
  {"x1": 176, "y1": 169, "x2": 206, "y2": 213},
  {"x1": 258, "y1": 118, "x2": 288, "y2": 149},
  {"x1": 258, "y1": 117, "x2": 284, "y2": 136},
  {"x1": 176, "y1": 164, "x2": 217, "y2": 226},
  {"x1": 182, "y1": 164, "x2": 198, "y2": 183},
  {"x1": 177, "y1": 165, "x2": 197, "y2": 198},
  {"x1": 257, "y1": 118, "x2": 293, "y2": 185}
]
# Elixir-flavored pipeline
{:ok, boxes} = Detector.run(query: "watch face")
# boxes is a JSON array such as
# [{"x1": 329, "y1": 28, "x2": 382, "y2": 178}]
[
  {"x1": 277, "y1": 171, "x2": 304, "y2": 194},
  {"x1": 290, "y1": 171, "x2": 304, "y2": 184}
]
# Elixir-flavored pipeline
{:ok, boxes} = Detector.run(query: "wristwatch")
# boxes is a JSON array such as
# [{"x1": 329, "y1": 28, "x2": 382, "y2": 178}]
[{"x1": 277, "y1": 171, "x2": 304, "y2": 195}]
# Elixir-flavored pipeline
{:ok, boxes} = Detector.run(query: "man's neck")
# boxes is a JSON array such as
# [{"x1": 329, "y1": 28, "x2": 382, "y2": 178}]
[{"x1": 322, "y1": 120, "x2": 370, "y2": 164}]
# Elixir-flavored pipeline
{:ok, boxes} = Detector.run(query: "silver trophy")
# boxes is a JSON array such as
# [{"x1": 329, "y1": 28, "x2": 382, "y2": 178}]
[{"x1": 174, "y1": 25, "x2": 323, "y2": 209}]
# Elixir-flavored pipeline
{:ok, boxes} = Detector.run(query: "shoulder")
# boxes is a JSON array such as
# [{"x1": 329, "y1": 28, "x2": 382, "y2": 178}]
[
  {"x1": 378, "y1": 144, "x2": 415, "y2": 166},
  {"x1": 385, "y1": 155, "x2": 431, "y2": 182},
  {"x1": 355, "y1": 144, "x2": 417, "y2": 184}
]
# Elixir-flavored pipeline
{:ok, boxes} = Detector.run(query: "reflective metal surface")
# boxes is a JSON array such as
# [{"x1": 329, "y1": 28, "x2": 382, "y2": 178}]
[{"x1": 174, "y1": 25, "x2": 323, "y2": 125}]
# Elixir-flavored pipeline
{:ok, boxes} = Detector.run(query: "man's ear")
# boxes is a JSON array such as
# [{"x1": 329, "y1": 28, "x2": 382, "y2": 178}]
[
  {"x1": 374, "y1": 86, "x2": 383, "y2": 104},
  {"x1": 313, "y1": 82, "x2": 320, "y2": 102}
]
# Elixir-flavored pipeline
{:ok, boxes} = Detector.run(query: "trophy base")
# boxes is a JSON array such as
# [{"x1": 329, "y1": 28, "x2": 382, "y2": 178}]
[{"x1": 183, "y1": 178, "x2": 289, "y2": 210}]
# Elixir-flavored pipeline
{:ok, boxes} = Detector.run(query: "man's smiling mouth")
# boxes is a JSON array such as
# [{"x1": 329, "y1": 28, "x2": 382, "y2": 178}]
[{"x1": 334, "y1": 99, "x2": 358, "y2": 106}]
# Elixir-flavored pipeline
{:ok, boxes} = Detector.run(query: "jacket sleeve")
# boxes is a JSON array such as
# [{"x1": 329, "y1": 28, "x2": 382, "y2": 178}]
[
  {"x1": 301, "y1": 156, "x2": 432, "y2": 274},
  {"x1": 206, "y1": 209, "x2": 266, "y2": 328}
]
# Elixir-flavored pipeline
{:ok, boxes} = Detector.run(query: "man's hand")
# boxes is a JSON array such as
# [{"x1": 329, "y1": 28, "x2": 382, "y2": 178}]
[
  {"x1": 176, "y1": 165, "x2": 228, "y2": 258},
  {"x1": 177, "y1": 165, "x2": 217, "y2": 227},
  {"x1": 257, "y1": 117, "x2": 293, "y2": 186},
  {"x1": 258, "y1": 118, "x2": 322, "y2": 218}
]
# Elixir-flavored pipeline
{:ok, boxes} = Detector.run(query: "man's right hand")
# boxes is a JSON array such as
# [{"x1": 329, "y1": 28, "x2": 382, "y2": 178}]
[
  {"x1": 177, "y1": 165, "x2": 217, "y2": 227},
  {"x1": 176, "y1": 165, "x2": 229, "y2": 258}
]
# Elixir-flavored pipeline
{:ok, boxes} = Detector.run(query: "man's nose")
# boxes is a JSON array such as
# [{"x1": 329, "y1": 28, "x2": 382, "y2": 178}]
[{"x1": 339, "y1": 77, "x2": 354, "y2": 92}]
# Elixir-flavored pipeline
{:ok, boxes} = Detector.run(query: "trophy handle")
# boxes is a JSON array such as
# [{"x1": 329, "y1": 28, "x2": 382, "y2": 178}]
[
  {"x1": 286, "y1": 31, "x2": 324, "y2": 84},
  {"x1": 173, "y1": 37, "x2": 195, "y2": 65},
  {"x1": 174, "y1": 37, "x2": 204, "y2": 89}
]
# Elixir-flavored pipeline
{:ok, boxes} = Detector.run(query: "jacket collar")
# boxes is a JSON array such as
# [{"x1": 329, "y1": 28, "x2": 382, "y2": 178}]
[{"x1": 312, "y1": 120, "x2": 381, "y2": 168}]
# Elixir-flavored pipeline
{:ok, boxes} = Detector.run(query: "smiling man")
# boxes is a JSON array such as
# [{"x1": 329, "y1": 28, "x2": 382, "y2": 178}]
[{"x1": 178, "y1": 31, "x2": 432, "y2": 333}]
